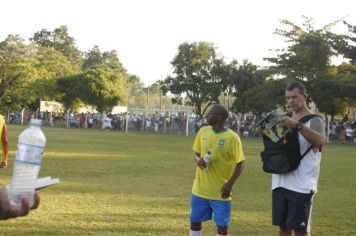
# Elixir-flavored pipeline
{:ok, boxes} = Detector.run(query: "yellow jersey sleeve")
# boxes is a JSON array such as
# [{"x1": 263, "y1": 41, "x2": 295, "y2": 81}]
[
  {"x1": 232, "y1": 134, "x2": 245, "y2": 164},
  {"x1": 192, "y1": 128, "x2": 202, "y2": 154}
]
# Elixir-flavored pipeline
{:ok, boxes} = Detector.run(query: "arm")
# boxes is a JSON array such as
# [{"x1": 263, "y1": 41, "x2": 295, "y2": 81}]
[
  {"x1": 0, "y1": 125, "x2": 8, "y2": 168},
  {"x1": 194, "y1": 153, "x2": 207, "y2": 170},
  {"x1": 221, "y1": 160, "x2": 245, "y2": 199},
  {"x1": 279, "y1": 116, "x2": 326, "y2": 149},
  {"x1": 307, "y1": 117, "x2": 327, "y2": 149}
]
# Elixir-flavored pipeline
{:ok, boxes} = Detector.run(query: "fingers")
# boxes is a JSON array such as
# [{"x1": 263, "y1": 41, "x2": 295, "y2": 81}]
[
  {"x1": 221, "y1": 189, "x2": 230, "y2": 199},
  {"x1": 0, "y1": 188, "x2": 40, "y2": 220},
  {"x1": 197, "y1": 159, "x2": 207, "y2": 170},
  {"x1": 9, "y1": 192, "x2": 40, "y2": 218},
  {"x1": 0, "y1": 187, "x2": 12, "y2": 220},
  {"x1": 277, "y1": 115, "x2": 287, "y2": 121},
  {"x1": 220, "y1": 186, "x2": 231, "y2": 199},
  {"x1": 198, "y1": 163, "x2": 206, "y2": 170},
  {"x1": 277, "y1": 116, "x2": 294, "y2": 128},
  {"x1": 16, "y1": 198, "x2": 30, "y2": 217},
  {"x1": 0, "y1": 188, "x2": 29, "y2": 219},
  {"x1": 31, "y1": 192, "x2": 40, "y2": 210}
]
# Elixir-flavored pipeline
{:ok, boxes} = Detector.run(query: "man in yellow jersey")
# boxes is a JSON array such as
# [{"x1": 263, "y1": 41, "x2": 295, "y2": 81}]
[
  {"x1": 189, "y1": 104, "x2": 245, "y2": 236},
  {"x1": 0, "y1": 115, "x2": 8, "y2": 168}
]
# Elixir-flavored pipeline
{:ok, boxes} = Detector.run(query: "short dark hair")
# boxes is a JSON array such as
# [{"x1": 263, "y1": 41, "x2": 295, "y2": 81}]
[
  {"x1": 286, "y1": 81, "x2": 307, "y2": 96},
  {"x1": 209, "y1": 104, "x2": 229, "y2": 121}
]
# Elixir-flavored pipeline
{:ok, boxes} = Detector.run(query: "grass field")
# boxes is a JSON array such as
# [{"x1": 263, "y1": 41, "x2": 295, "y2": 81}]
[{"x1": 0, "y1": 125, "x2": 355, "y2": 236}]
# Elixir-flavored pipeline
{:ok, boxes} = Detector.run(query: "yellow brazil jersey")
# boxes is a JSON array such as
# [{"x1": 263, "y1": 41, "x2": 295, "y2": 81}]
[{"x1": 192, "y1": 125, "x2": 245, "y2": 201}]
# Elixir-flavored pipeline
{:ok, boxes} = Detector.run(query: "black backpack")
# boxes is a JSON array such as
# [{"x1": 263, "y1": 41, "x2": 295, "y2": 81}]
[{"x1": 260, "y1": 113, "x2": 319, "y2": 174}]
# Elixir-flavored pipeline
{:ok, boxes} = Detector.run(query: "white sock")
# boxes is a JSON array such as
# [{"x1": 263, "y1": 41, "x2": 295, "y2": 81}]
[
  {"x1": 190, "y1": 229, "x2": 202, "y2": 236},
  {"x1": 217, "y1": 234, "x2": 229, "y2": 236}
]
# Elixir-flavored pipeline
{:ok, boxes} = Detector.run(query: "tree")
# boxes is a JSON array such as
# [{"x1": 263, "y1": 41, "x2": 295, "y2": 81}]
[
  {"x1": 126, "y1": 74, "x2": 145, "y2": 109},
  {"x1": 265, "y1": 16, "x2": 334, "y2": 84},
  {"x1": 30, "y1": 26, "x2": 83, "y2": 71},
  {"x1": 84, "y1": 66, "x2": 128, "y2": 112},
  {"x1": 235, "y1": 79, "x2": 287, "y2": 118},
  {"x1": 57, "y1": 65, "x2": 128, "y2": 113},
  {"x1": 264, "y1": 16, "x2": 356, "y2": 121},
  {"x1": 82, "y1": 46, "x2": 103, "y2": 70},
  {"x1": 83, "y1": 46, "x2": 127, "y2": 74},
  {"x1": 162, "y1": 42, "x2": 226, "y2": 118},
  {"x1": 328, "y1": 21, "x2": 356, "y2": 121},
  {"x1": 310, "y1": 73, "x2": 356, "y2": 121},
  {"x1": 1, "y1": 46, "x2": 75, "y2": 110},
  {"x1": 0, "y1": 35, "x2": 32, "y2": 103},
  {"x1": 342, "y1": 21, "x2": 356, "y2": 63},
  {"x1": 229, "y1": 60, "x2": 268, "y2": 116},
  {"x1": 56, "y1": 74, "x2": 86, "y2": 110}
]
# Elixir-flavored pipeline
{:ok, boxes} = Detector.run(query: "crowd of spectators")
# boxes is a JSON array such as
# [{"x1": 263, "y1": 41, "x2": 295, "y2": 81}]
[
  {"x1": 329, "y1": 120, "x2": 356, "y2": 144},
  {"x1": 60, "y1": 111, "x2": 192, "y2": 135},
  {"x1": 5, "y1": 110, "x2": 356, "y2": 143}
]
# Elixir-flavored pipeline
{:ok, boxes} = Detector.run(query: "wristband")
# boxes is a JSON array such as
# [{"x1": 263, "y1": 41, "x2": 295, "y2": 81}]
[{"x1": 194, "y1": 155, "x2": 200, "y2": 162}]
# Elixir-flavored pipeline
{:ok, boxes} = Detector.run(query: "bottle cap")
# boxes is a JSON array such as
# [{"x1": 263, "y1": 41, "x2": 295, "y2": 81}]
[{"x1": 30, "y1": 119, "x2": 42, "y2": 126}]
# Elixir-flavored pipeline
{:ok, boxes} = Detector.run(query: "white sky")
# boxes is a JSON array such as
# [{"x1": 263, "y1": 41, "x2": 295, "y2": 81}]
[{"x1": 1, "y1": 0, "x2": 355, "y2": 84}]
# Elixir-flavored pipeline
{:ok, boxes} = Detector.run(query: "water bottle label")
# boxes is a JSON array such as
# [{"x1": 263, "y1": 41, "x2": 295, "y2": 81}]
[{"x1": 15, "y1": 143, "x2": 44, "y2": 165}]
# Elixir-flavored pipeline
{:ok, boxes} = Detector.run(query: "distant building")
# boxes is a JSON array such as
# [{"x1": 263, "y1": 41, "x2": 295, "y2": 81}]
[{"x1": 40, "y1": 101, "x2": 127, "y2": 114}]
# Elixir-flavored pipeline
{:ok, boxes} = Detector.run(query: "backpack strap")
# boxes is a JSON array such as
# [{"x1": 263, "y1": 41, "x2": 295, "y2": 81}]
[
  {"x1": 286, "y1": 113, "x2": 322, "y2": 124},
  {"x1": 301, "y1": 145, "x2": 313, "y2": 158},
  {"x1": 298, "y1": 114, "x2": 320, "y2": 124}
]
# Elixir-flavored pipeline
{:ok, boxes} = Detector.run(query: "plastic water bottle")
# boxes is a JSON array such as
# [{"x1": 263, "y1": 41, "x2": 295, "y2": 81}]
[
  {"x1": 203, "y1": 151, "x2": 212, "y2": 170},
  {"x1": 8, "y1": 119, "x2": 46, "y2": 208}
]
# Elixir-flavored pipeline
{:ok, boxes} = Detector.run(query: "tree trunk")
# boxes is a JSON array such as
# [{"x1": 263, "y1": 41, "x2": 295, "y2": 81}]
[
  {"x1": 21, "y1": 108, "x2": 25, "y2": 125},
  {"x1": 325, "y1": 112, "x2": 329, "y2": 143}
]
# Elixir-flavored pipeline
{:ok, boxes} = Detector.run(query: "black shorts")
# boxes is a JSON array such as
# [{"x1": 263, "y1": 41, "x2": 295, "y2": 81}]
[{"x1": 272, "y1": 187, "x2": 314, "y2": 233}]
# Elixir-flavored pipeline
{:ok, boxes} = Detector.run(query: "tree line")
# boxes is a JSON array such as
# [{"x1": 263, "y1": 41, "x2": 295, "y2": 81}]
[
  {"x1": 1, "y1": 17, "x2": 356, "y2": 122},
  {"x1": 162, "y1": 16, "x2": 356, "y2": 123}
]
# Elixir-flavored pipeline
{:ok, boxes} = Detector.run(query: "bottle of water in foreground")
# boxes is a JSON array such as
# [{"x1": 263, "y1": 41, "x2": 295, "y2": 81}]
[
  {"x1": 203, "y1": 151, "x2": 212, "y2": 170},
  {"x1": 8, "y1": 119, "x2": 46, "y2": 208}
]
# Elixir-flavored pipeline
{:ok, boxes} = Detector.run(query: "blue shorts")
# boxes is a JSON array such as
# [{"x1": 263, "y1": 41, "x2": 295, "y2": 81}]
[{"x1": 189, "y1": 194, "x2": 231, "y2": 227}]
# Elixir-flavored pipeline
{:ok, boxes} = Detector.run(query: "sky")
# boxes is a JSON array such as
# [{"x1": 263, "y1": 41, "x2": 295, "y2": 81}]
[{"x1": 1, "y1": 0, "x2": 356, "y2": 85}]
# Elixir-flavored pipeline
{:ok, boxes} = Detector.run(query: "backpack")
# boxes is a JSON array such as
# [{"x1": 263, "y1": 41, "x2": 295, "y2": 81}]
[{"x1": 260, "y1": 113, "x2": 319, "y2": 174}]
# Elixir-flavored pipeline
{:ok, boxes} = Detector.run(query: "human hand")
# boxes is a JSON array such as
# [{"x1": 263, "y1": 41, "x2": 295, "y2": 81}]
[
  {"x1": 197, "y1": 158, "x2": 207, "y2": 170},
  {"x1": 277, "y1": 116, "x2": 298, "y2": 129},
  {"x1": 256, "y1": 127, "x2": 264, "y2": 137},
  {"x1": 0, "y1": 160, "x2": 7, "y2": 168},
  {"x1": 0, "y1": 187, "x2": 40, "y2": 220},
  {"x1": 220, "y1": 181, "x2": 233, "y2": 199}
]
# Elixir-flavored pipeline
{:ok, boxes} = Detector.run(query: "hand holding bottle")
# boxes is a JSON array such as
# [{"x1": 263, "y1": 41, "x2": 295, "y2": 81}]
[
  {"x1": 203, "y1": 151, "x2": 212, "y2": 170},
  {"x1": 8, "y1": 119, "x2": 46, "y2": 208},
  {"x1": 195, "y1": 151, "x2": 212, "y2": 170},
  {"x1": 0, "y1": 186, "x2": 40, "y2": 220}
]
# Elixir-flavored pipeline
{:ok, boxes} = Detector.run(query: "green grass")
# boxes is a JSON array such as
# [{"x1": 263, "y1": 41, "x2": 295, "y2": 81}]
[{"x1": 0, "y1": 125, "x2": 355, "y2": 235}]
